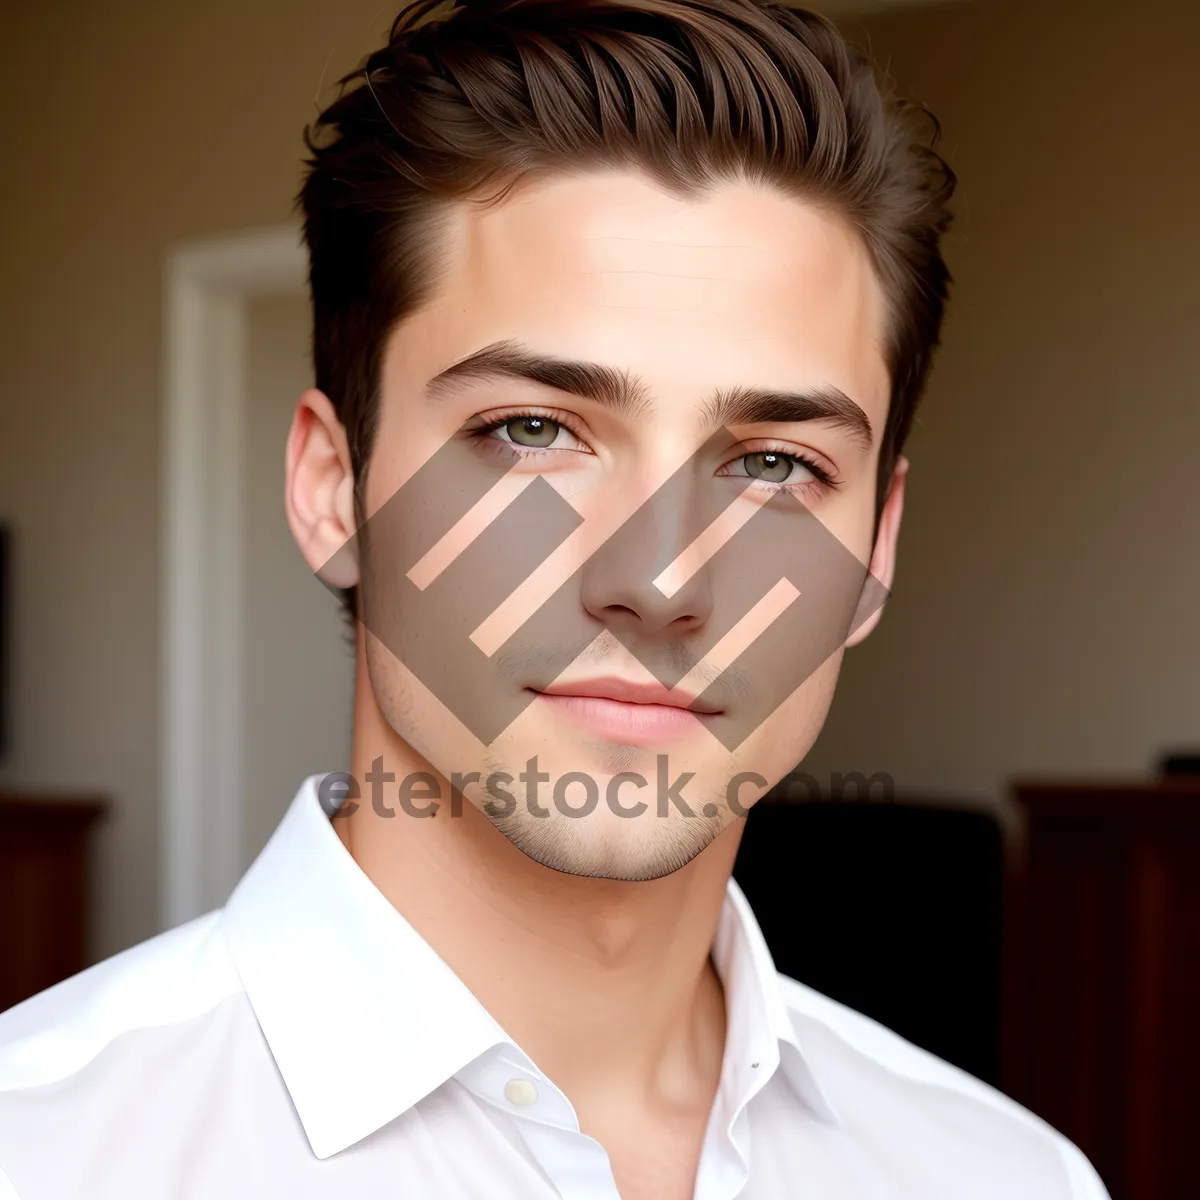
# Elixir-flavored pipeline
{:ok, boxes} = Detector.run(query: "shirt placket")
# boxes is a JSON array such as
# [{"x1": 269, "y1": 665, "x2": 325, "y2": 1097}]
[{"x1": 456, "y1": 1046, "x2": 625, "y2": 1200}]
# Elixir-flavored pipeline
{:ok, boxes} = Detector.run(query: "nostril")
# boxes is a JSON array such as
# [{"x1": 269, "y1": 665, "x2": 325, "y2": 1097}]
[{"x1": 604, "y1": 604, "x2": 638, "y2": 618}]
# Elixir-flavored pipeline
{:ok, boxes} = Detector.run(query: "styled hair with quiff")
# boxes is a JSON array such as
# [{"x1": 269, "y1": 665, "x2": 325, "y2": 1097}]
[{"x1": 299, "y1": 0, "x2": 955, "y2": 609}]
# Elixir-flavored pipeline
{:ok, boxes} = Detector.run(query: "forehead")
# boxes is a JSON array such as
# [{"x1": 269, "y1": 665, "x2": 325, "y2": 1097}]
[{"x1": 387, "y1": 170, "x2": 890, "y2": 429}]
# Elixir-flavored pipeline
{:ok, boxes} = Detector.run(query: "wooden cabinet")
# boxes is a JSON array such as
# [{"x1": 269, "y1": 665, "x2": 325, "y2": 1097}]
[
  {"x1": 0, "y1": 795, "x2": 106, "y2": 1012},
  {"x1": 1004, "y1": 781, "x2": 1200, "y2": 1200}
]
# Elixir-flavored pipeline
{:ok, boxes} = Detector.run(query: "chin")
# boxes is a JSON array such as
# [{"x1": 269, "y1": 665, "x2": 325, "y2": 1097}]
[{"x1": 481, "y1": 794, "x2": 729, "y2": 881}]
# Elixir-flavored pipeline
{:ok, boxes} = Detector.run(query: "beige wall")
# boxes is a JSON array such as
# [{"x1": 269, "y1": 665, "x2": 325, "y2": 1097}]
[
  {"x1": 1, "y1": 0, "x2": 1196, "y2": 961},
  {"x1": 806, "y1": 0, "x2": 1200, "y2": 803},
  {"x1": 0, "y1": 0, "x2": 395, "y2": 960}
]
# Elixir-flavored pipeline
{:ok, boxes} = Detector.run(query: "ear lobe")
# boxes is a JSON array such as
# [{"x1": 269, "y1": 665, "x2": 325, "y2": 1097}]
[
  {"x1": 284, "y1": 387, "x2": 360, "y2": 589},
  {"x1": 844, "y1": 455, "x2": 908, "y2": 648}
]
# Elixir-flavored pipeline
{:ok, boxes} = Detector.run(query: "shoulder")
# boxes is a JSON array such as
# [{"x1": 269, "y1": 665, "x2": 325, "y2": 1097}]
[
  {"x1": 776, "y1": 973, "x2": 1110, "y2": 1200},
  {"x1": 0, "y1": 911, "x2": 255, "y2": 1198},
  {"x1": 0, "y1": 910, "x2": 241, "y2": 1094}
]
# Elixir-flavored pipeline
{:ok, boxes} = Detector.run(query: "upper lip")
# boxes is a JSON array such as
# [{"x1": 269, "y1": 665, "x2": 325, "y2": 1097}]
[{"x1": 535, "y1": 676, "x2": 723, "y2": 715}]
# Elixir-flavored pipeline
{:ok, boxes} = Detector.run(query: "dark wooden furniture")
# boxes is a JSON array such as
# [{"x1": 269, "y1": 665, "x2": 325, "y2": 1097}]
[
  {"x1": 0, "y1": 794, "x2": 107, "y2": 1011},
  {"x1": 1004, "y1": 780, "x2": 1200, "y2": 1200}
]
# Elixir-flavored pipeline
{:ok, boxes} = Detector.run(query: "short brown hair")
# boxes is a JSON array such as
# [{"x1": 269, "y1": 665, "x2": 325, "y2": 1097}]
[{"x1": 299, "y1": 0, "x2": 954, "y2": 599}]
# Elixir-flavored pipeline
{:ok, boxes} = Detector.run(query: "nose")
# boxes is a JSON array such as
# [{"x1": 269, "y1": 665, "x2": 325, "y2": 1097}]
[{"x1": 579, "y1": 466, "x2": 714, "y2": 637}]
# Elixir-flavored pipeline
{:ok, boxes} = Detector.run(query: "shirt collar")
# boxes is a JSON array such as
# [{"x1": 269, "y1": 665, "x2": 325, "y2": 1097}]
[
  {"x1": 714, "y1": 875, "x2": 841, "y2": 1128},
  {"x1": 222, "y1": 774, "x2": 838, "y2": 1160}
]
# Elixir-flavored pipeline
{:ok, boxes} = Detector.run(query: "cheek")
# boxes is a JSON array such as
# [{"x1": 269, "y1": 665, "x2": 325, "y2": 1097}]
[
  {"x1": 360, "y1": 413, "x2": 418, "y2": 519},
  {"x1": 360, "y1": 397, "x2": 479, "y2": 522},
  {"x1": 729, "y1": 653, "x2": 844, "y2": 798},
  {"x1": 815, "y1": 468, "x2": 884, "y2": 568},
  {"x1": 365, "y1": 634, "x2": 492, "y2": 770}
]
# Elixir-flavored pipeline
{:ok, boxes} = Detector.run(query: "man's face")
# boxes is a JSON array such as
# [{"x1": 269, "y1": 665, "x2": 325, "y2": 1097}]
[{"x1": 354, "y1": 168, "x2": 895, "y2": 879}]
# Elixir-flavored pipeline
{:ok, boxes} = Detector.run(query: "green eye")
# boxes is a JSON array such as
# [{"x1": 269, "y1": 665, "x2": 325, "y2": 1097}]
[
  {"x1": 505, "y1": 416, "x2": 559, "y2": 447},
  {"x1": 743, "y1": 451, "x2": 796, "y2": 483}
]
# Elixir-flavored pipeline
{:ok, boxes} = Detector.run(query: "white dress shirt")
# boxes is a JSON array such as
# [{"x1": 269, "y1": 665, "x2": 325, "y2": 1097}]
[{"x1": 0, "y1": 774, "x2": 1109, "y2": 1199}]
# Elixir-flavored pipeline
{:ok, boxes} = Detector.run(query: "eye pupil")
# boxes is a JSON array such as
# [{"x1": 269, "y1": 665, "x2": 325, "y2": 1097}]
[
  {"x1": 507, "y1": 416, "x2": 558, "y2": 447},
  {"x1": 745, "y1": 451, "x2": 791, "y2": 483}
]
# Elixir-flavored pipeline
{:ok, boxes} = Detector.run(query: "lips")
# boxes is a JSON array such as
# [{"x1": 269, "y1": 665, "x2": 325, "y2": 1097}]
[
  {"x1": 529, "y1": 679, "x2": 720, "y2": 746},
  {"x1": 534, "y1": 676, "x2": 723, "y2": 715}
]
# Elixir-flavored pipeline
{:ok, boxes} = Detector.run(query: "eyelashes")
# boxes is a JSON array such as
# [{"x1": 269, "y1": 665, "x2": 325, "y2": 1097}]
[
  {"x1": 472, "y1": 411, "x2": 590, "y2": 455},
  {"x1": 464, "y1": 406, "x2": 840, "y2": 495},
  {"x1": 719, "y1": 446, "x2": 835, "y2": 489},
  {"x1": 466, "y1": 406, "x2": 592, "y2": 453}
]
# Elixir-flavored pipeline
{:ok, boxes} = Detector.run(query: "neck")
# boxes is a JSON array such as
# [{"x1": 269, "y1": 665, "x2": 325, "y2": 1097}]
[{"x1": 338, "y1": 647, "x2": 743, "y2": 1118}]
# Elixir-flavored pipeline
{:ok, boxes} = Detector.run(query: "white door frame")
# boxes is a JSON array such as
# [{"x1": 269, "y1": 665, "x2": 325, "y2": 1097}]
[{"x1": 160, "y1": 224, "x2": 307, "y2": 930}]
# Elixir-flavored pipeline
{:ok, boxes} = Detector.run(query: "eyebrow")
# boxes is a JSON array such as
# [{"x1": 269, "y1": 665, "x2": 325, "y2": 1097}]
[{"x1": 425, "y1": 338, "x2": 874, "y2": 448}]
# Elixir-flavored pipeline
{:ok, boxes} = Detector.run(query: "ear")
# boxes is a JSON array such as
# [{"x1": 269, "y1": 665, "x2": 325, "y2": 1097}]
[
  {"x1": 284, "y1": 387, "x2": 360, "y2": 589},
  {"x1": 844, "y1": 454, "x2": 908, "y2": 648}
]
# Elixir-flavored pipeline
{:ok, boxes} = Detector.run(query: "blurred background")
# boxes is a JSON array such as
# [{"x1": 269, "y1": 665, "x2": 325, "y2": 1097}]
[{"x1": 0, "y1": 0, "x2": 1197, "y2": 1196}]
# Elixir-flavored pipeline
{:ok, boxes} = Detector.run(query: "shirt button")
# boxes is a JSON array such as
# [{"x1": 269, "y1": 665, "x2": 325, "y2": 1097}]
[{"x1": 504, "y1": 1078, "x2": 539, "y2": 1107}]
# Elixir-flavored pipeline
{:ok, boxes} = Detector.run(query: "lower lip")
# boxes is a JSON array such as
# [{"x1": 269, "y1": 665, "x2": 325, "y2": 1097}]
[{"x1": 532, "y1": 692, "x2": 717, "y2": 745}]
